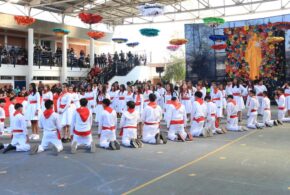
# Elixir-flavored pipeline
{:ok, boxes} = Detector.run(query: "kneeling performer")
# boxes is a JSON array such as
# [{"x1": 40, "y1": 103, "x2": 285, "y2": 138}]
[
  {"x1": 120, "y1": 101, "x2": 143, "y2": 148},
  {"x1": 141, "y1": 94, "x2": 166, "y2": 144},
  {"x1": 30, "y1": 100, "x2": 63, "y2": 155},
  {"x1": 70, "y1": 98, "x2": 95, "y2": 153}
]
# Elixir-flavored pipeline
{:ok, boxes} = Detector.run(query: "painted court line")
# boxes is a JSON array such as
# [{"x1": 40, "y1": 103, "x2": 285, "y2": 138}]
[{"x1": 122, "y1": 130, "x2": 258, "y2": 195}]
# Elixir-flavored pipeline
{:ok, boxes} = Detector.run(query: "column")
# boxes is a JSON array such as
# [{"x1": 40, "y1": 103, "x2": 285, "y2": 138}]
[
  {"x1": 90, "y1": 38, "x2": 95, "y2": 68},
  {"x1": 61, "y1": 34, "x2": 68, "y2": 83},
  {"x1": 26, "y1": 28, "x2": 34, "y2": 89},
  {"x1": 4, "y1": 35, "x2": 7, "y2": 47}
]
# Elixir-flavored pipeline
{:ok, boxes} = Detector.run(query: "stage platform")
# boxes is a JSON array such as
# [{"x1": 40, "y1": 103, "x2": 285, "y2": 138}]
[{"x1": 0, "y1": 110, "x2": 289, "y2": 195}]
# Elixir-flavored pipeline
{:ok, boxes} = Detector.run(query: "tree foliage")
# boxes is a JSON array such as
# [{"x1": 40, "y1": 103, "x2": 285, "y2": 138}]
[{"x1": 163, "y1": 55, "x2": 186, "y2": 82}]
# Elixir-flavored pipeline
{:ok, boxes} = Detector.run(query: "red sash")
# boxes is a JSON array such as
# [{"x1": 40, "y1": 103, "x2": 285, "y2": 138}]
[
  {"x1": 144, "y1": 122, "x2": 159, "y2": 125},
  {"x1": 193, "y1": 117, "x2": 205, "y2": 123},
  {"x1": 12, "y1": 130, "x2": 23, "y2": 133},
  {"x1": 73, "y1": 130, "x2": 91, "y2": 136},
  {"x1": 86, "y1": 97, "x2": 94, "y2": 101},
  {"x1": 102, "y1": 126, "x2": 115, "y2": 130},
  {"x1": 30, "y1": 101, "x2": 37, "y2": 104},
  {"x1": 233, "y1": 93, "x2": 241, "y2": 96},
  {"x1": 230, "y1": 115, "x2": 238, "y2": 118},
  {"x1": 170, "y1": 120, "x2": 184, "y2": 125}
]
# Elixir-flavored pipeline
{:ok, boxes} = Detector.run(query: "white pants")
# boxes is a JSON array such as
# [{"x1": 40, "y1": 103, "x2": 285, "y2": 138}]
[
  {"x1": 226, "y1": 117, "x2": 242, "y2": 131},
  {"x1": 190, "y1": 121, "x2": 205, "y2": 137},
  {"x1": 247, "y1": 113, "x2": 264, "y2": 129},
  {"x1": 7, "y1": 133, "x2": 30, "y2": 152},
  {"x1": 257, "y1": 96, "x2": 263, "y2": 115},
  {"x1": 38, "y1": 131, "x2": 63, "y2": 153},
  {"x1": 263, "y1": 110, "x2": 274, "y2": 127},
  {"x1": 278, "y1": 110, "x2": 290, "y2": 122},
  {"x1": 122, "y1": 128, "x2": 137, "y2": 147},
  {"x1": 205, "y1": 117, "x2": 221, "y2": 134},
  {"x1": 168, "y1": 124, "x2": 187, "y2": 141},
  {"x1": 100, "y1": 130, "x2": 116, "y2": 148},
  {"x1": 142, "y1": 124, "x2": 159, "y2": 144},
  {"x1": 72, "y1": 134, "x2": 93, "y2": 148},
  {"x1": 0, "y1": 122, "x2": 4, "y2": 133}
]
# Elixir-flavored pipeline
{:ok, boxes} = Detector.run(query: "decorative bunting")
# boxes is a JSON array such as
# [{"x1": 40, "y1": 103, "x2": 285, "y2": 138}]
[
  {"x1": 87, "y1": 31, "x2": 105, "y2": 40},
  {"x1": 140, "y1": 28, "x2": 160, "y2": 37}
]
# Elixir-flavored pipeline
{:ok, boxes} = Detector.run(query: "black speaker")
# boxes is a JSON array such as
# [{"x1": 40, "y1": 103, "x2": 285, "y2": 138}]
[{"x1": 156, "y1": 67, "x2": 164, "y2": 73}]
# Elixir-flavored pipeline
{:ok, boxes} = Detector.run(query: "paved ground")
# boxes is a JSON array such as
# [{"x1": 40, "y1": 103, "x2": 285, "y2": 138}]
[{"x1": 0, "y1": 109, "x2": 289, "y2": 195}]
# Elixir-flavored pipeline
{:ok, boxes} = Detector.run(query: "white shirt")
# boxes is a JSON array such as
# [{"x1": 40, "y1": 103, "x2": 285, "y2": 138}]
[
  {"x1": 226, "y1": 101, "x2": 238, "y2": 120},
  {"x1": 11, "y1": 112, "x2": 27, "y2": 134},
  {"x1": 57, "y1": 93, "x2": 72, "y2": 112},
  {"x1": 262, "y1": 97, "x2": 271, "y2": 111},
  {"x1": 206, "y1": 101, "x2": 217, "y2": 118},
  {"x1": 70, "y1": 108, "x2": 93, "y2": 134},
  {"x1": 166, "y1": 103, "x2": 187, "y2": 128},
  {"x1": 0, "y1": 106, "x2": 5, "y2": 120},
  {"x1": 120, "y1": 110, "x2": 139, "y2": 128},
  {"x1": 98, "y1": 108, "x2": 117, "y2": 134},
  {"x1": 39, "y1": 112, "x2": 61, "y2": 132},
  {"x1": 141, "y1": 104, "x2": 163, "y2": 124},
  {"x1": 248, "y1": 96, "x2": 259, "y2": 115},
  {"x1": 254, "y1": 85, "x2": 267, "y2": 96},
  {"x1": 191, "y1": 100, "x2": 206, "y2": 120},
  {"x1": 275, "y1": 95, "x2": 286, "y2": 110}
]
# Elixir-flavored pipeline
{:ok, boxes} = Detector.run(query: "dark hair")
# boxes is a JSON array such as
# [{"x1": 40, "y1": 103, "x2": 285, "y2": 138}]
[
  {"x1": 10, "y1": 96, "x2": 16, "y2": 101},
  {"x1": 171, "y1": 96, "x2": 177, "y2": 101},
  {"x1": 15, "y1": 103, "x2": 23, "y2": 110},
  {"x1": 277, "y1": 88, "x2": 284, "y2": 93},
  {"x1": 232, "y1": 79, "x2": 240, "y2": 88},
  {"x1": 45, "y1": 100, "x2": 53, "y2": 110},
  {"x1": 263, "y1": 91, "x2": 268, "y2": 96},
  {"x1": 119, "y1": 84, "x2": 126, "y2": 92},
  {"x1": 149, "y1": 93, "x2": 157, "y2": 102},
  {"x1": 30, "y1": 83, "x2": 37, "y2": 95},
  {"x1": 195, "y1": 91, "x2": 203, "y2": 98},
  {"x1": 80, "y1": 98, "x2": 88, "y2": 107},
  {"x1": 102, "y1": 98, "x2": 111, "y2": 106},
  {"x1": 127, "y1": 101, "x2": 135, "y2": 109},
  {"x1": 0, "y1": 99, "x2": 6, "y2": 104},
  {"x1": 204, "y1": 95, "x2": 211, "y2": 101},
  {"x1": 97, "y1": 85, "x2": 107, "y2": 101},
  {"x1": 249, "y1": 90, "x2": 256, "y2": 95},
  {"x1": 227, "y1": 95, "x2": 234, "y2": 99}
]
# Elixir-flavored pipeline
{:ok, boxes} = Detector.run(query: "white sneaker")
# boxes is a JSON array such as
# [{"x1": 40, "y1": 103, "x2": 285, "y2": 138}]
[
  {"x1": 32, "y1": 134, "x2": 40, "y2": 140},
  {"x1": 29, "y1": 134, "x2": 35, "y2": 140}
]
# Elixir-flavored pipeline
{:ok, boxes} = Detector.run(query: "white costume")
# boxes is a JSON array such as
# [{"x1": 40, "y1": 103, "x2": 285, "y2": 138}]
[
  {"x1": 210, "y1": 89, "x2": 224, "y2": 118},
  {"x1": 71, "y1": 107, "x2": 93, "y2": 148},
  {"x1": 254, "y1": 84, "x2": 267, "y2": 115},
  {"x1": 285, "y1": 88, "x2": 290, "y2": 111},
  {"x1": 226, "y1": 100, "x2": 243, "y2": 131},
  {"x1": 98, "y1": 107, "x2": 117, "y2": 148},
  {"x1": 7, "y1": 111, "x2": 30, "y2": 151},
  {"x1": 166, "y1": 102, "x2": 187, "y2": 141},
  {"x1": 232, "y1": 85, "x2": 245, "y2": 111},
  {"x1": 94, "y1": 93, "x2": 110, "y2": 123},
  {"x1": 0, "y1": 105, "x2": 5, "y2": 133},
  {"x1": 116, "y1": 91, "x2": 126, "y2": 113},
  {"x1": 190, "y1": 98, "x2": 206, "y2": 136},
  {"x1": 120, "y1": 109, "x2": 139, "y2": 147},
  {"x1": 70, "y1": 92, "x2": 80, "y2": 110},
  {"x1": 57, "y1": 92, "x2": 73, "y2": 127},
  {"x1": 247, "y1": 96, "x2": 264, "y2": 129},
  {"x1": 38, "y1": 109, "x2": 63, "y2": 153},
  {"x1": 84, "y1": 91, "x2": 96, "y2": 114},
  {"x1": 133, "y1": 93, "x2": 144, "y2": 120},
  {"x1": 261, "y1": 97, "x2": 275, "y2": 127},
  {"x1": 109, "y1": 90, "x2": 117, "y2": 110},
  {"x1": 156, "y1": 87, "x2": 166, "y2": 109},
  {"x1": 205, "y1": 101, "x2": 221, "y2": 134},
  {"x1": 41, "y1": 91, "x2": 53, "y2": 111},
  {"x1": 141, "y1": 102, "x2": 163, "y2": 143},
  {"x1": 275, "y1": 95, "x2": 290, "y2": 122},
  {"x1": 25, "y1": 92, "x2": 41, "y2": 121},
  {"x1": 180, "y1": 91, "x2": 192, "y2": 114},
  {"x1": 143, "y1": 90, "x2": 153, "y2": 108}
]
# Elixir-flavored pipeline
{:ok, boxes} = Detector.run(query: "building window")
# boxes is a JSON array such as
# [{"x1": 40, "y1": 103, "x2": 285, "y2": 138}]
[
  {"x1": 14, "y1": 76, "x2": 26, "y2": 81},
  {"x1": 1, "y1": 76, "x2": 12, "y2": 80}
]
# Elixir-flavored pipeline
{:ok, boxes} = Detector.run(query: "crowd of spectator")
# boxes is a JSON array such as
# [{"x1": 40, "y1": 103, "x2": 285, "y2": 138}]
[{"x1": 0, "y1": 44, "x2": 28, "y2": 65}]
